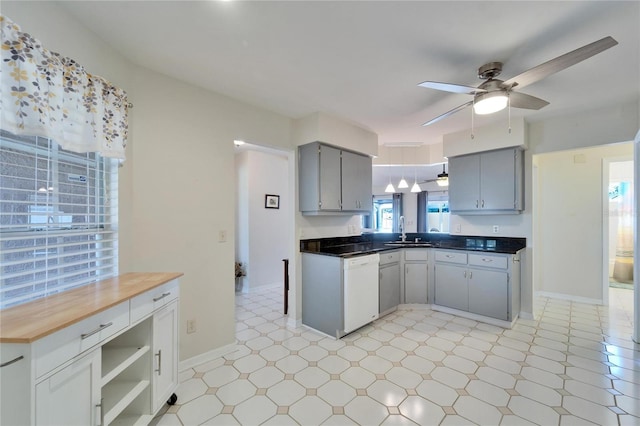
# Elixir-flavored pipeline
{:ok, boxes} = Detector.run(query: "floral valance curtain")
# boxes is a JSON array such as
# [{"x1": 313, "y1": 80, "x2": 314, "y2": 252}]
[{"x1": 0, "y1": 15, "x2": 128, "y2": 160}]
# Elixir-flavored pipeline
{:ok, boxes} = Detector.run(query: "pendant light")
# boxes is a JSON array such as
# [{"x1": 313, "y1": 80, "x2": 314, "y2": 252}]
[
  {"x1": 411, "y1": 153, "x2": 421, "y2": 193},
  {"x1": 397, "y1": 148, "x2": 408, "y2": 188},
  {"x1": 385, "y1": 167, "x2": 395, "y2": 193},
  {"x1": 436, "y1": 163, "x2": 449, "y2": 187}
]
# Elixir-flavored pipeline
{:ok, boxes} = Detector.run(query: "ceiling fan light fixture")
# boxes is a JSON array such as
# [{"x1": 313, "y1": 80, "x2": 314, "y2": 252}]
[
  {"x1": 436, "y1": 163, "x2": 449, "y2": 187},
  {"x1": 473, "y1": 91, "x2": 508, "y2": 115}
]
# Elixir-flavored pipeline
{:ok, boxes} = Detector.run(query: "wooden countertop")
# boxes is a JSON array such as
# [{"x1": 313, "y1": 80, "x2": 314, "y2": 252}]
[{"x1": 0, "y1": 272, "x2": 183, "y2": 343}]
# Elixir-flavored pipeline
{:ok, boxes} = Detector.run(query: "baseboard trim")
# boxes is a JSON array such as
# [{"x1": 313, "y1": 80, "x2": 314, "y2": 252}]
[
  {"x1": 536, "y1": 291, "x2": 603, "y2": 306},
  {"x1": 287, "y1": 316, "x2": 301, "y2": 329},
  {"x1": 179, "y1": 341, "x2": 237, "y2": 372}
]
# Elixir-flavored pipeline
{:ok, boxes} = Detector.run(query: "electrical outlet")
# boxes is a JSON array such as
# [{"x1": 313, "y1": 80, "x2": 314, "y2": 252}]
[
  {"x1": 187, "y1": 320, "x2": 196, "y2": 334},
  {"x1": 493, "y1": 225, "x2": 499, "y2": 234},
  {"x1": 218, "y1": 230, "x2": 227, "y2": 243}
]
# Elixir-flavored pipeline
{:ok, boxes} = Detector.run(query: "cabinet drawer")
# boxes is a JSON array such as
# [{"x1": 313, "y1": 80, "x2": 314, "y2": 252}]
[
  {"x1": 130, "y1": 279, "x2": 180, "y2": 324},
  {"x1": 404, "y1": 249, "x2": 428, "y2": 261},
  {"x1": 434, "y1": 250, "x2": 467, "y2": 264},
  {"x1": 34, "y1": 301, "x2": 129, "y2": 378},
  {"x1": 468, "y1": 253, "x2": 508, "y2": 270},
  {"x1": 379, "y1": 251, "x2": 400, "y2": 265}
]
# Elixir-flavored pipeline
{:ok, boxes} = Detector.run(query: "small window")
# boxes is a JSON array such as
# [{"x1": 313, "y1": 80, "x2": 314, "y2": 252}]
[
  {"x1": 426, "y1": 192, "x2": 449, "y2": 233},
  {"x1": 0, "y1": 131, "x2": 118, "y2": 309}
]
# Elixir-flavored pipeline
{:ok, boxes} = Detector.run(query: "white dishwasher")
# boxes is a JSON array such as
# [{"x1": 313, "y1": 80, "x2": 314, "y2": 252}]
[{"x1": 343, "y1": 253, "x2": 380, "y2": 334}]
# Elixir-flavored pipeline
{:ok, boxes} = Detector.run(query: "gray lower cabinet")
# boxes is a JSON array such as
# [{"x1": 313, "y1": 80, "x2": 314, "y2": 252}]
[
  {"x1": 403, "y1": 249, "x2": 428, "y2": 304},
  {"x1": 379, "y1": 251, "x2": 401, "y2": 315},
  {"x1": 468, "y1": 268, "x2": 509, "y2": 321},
  {"x1": 301, "y1": 254, "x2": 344, "y2": 337},
  {"x1": 434, "y1": 263, "x2": 468, "y2": 311},
  {"x1": 434, "y1": 249, "x2": 521, "y2": 322}
]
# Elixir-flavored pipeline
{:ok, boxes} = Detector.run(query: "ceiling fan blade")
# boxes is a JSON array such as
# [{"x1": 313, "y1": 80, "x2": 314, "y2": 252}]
[
  {"x1": 508, "y1": 92, "x2": 549, "y2": 110},
  {"x1": 418, "y1": 81, "x2": 486, "y2": 95},
  {"x1": 422, "y1": 101, "x2": 474, "y2": 126},
  {"x1": 503, "y1": 36, "x2": 618, "y2": 89}
]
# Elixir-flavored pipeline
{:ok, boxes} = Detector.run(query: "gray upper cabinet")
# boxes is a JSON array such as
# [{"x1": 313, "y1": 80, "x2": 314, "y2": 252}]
[
  {"x1": 299, "y1": 142, "x2": 372, "y2": 215},
  {"x1": 341, "y1": 150, "x2": 373, "y2": 212},
  {"x1": 449, "y1": 147, "x2": 524, "y2": 214}
]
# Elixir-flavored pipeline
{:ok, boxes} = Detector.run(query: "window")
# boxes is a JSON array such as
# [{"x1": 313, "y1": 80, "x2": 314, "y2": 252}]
[
  {"x1": 373, "y1": 198, "x2": 394, "y2": 232},
  {"x1": 0, "y1": 130, "x2": 118, "y2": 309},
  {"x1": 426, "y1": 191, "x2": 449, "y2": 233}
]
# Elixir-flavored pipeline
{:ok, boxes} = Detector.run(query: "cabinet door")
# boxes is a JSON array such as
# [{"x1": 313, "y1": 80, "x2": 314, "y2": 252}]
[
  {"x1": 404, "y1": 262, "x2": 428, "y2": 304},
  {"x1": 434, "y1": 264, "x2": 468, "y2": 311},
  {"x1": 480, "y1": 149, "x2": 517, "y2": 210},
  {"x1": 379, "y1": 263, "x2": 401, "y2": 314},
  {"x1": 318, "y1": 144, "x2": 342, "y2": 211},
  {"x1": 35, "y1": 349, "x2": 101, "y2": 426},
  {"x1": 341, "y1": 150, "x2": 372, "y2": 212},
  {"x1": 152, "y1": 301, "x2": 178, "y2": 412},
  {"x1": 468, "y1": 269, "x2": 509, "y2": 320},
  {"x1": 1, "y1": 345, "x2": 31, "y2": 426},
  {"x1": 448, "y1": 154, "x2": 480, "y2": 211}
]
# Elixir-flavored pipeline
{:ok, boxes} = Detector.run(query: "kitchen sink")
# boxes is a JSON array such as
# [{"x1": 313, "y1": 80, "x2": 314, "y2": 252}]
[{"x1": 384, "y1": 242, "x2": 433, "y2": 247}]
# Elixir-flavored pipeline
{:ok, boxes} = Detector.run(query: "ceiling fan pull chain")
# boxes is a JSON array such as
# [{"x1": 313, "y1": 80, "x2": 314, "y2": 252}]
[
  {"x1": 508, "y1": 93, "x2": 512, "y2": 134},
  {"x1": 470, "y1": 99, "x2": 475, "y2": 139}
]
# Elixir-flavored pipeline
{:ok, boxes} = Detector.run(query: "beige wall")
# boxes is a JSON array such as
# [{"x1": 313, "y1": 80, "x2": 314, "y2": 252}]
[
  {"x1": 4, "y1": 2, "x2": 294, "y2": 362},
  {"x1": 535, "y1": 143, "x2": 633, "y2": 302}
]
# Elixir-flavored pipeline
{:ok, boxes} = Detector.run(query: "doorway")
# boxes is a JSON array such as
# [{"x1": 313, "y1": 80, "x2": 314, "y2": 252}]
[
  {"x1": 234, "y1": 142, "x2": 294, "y2": 301},
  {"x1": 603, "y1": 158, "x2": 634, "y2": 304}
]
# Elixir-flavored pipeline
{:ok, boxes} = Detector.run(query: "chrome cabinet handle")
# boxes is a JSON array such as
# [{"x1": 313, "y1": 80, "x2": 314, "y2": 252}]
[
  {"x1": 445, "y1": 254, "x2": 454, "y2": 258},
  {"x1": 482, "y1": 258, "x2": 493, "y2": 263},
  {"x1": 0, "y1": 355, "x2": 24, "y2": 368},
  {"x1": 155, "y1": 350, "x2": 162, "y2": 375},
  {"x1": 463, "y1": 271, "x2": 467, "y2": 278},
  {"x1": 81, "y1": 322, "x2": 113, "y2": 340},
  {"x1": 96, "y1": 399, "x2": 103, "y2": 426},
  {"x1": 469, "y1": 271, "x2": 473, "y2": 279},
  {"x1": 481, "y1": 200, "x2": 485, "y2": 208},
  {"x1": 153, "y1": 292, "x2": 171, "y2": 302}
]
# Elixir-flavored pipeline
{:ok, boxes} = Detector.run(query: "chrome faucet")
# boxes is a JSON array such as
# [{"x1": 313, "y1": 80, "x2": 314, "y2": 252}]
[{"x1": 399, "y1": 216, "x2": 406, "y2": 242}]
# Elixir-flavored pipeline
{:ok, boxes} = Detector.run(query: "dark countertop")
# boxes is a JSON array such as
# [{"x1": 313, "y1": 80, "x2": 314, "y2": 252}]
[{"x1": 301, "y1": 234, "x2": 526, "y2": 258}]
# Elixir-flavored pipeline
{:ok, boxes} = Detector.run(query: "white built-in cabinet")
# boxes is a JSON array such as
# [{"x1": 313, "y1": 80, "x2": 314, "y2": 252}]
[
  {"x1": 448, "y1": 147, "x2": 524, "y2": 214},
  {"x1": 299, "y1": 142, "x2": 372, "y2": 214},
  {"x1": 0, "y1": 273, "x2": 181, "y2": 426}
]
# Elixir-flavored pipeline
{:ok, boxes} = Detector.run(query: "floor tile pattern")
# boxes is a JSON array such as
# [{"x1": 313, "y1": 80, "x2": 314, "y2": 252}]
[{"x1": 157, "y1": 287, "x2": 639, "y2": 425}]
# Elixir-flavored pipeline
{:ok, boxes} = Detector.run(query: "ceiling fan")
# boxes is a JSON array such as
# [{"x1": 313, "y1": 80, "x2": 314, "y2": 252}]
[{"x1": 419, "y1": 36, "x2": 618, "y2": 126}]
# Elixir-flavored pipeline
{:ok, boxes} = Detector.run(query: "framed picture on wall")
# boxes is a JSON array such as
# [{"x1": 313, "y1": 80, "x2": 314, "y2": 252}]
[{"x1": 265, "y1": 194, "x2": 280, "y2": 209}]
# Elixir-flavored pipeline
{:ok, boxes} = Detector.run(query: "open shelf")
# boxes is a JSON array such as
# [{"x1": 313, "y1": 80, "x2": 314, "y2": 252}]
[
  {"x1": 102, "y1": 346, "x2": 150, "y2": 386},
  {"x1": 109, "y1": 413, "x2": 153, "y2": 426},
  {"x1": 103, "y1": 380, "x2": 150, "y2": 426}
]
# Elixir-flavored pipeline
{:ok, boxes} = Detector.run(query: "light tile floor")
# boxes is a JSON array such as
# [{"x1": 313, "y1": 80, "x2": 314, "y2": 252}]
[{"x1": 157, "y1": 287, "x2": 639, "y2": 425}]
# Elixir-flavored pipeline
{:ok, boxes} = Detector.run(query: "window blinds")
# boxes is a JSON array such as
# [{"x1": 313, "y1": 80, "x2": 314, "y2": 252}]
[{"x1": 0, "y1": 130, "x2": 118, "y2": 308}]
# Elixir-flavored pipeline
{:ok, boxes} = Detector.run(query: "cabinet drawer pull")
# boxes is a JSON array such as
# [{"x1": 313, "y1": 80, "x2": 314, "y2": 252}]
[
  {"x1": 482, "y1": 258, "x2": 493, "y2": 263},
  {"x1": 153, "y1": 292, "x2": 171, "y2": 302},
  {"x1": 81, "y1": 322, "x2": 113, "y2": 340},
  {"x1": 0, "y1": 355, "x2": 24, "y2": 368},
  {"x1": 155, "y1": 349, "x2": 162, "y2": 375},
  {"x1": 445, "y1": 254, "x2": 454, "y2": 258}
]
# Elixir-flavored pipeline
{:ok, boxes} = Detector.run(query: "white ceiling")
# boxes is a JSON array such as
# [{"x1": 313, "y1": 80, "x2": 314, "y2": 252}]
[{"x1": 57, "y1": 1, "x2": 639, "y2": 183}]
